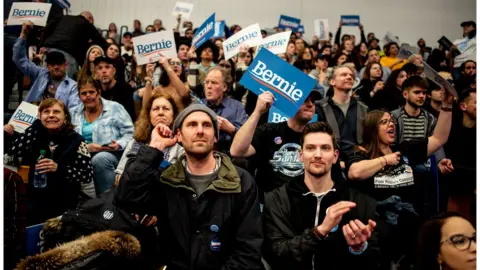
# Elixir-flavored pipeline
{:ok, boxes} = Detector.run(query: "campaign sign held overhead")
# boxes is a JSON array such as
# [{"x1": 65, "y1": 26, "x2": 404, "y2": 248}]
[
  {"x1": 258, "y1": 31, "x2": 291, "y2": 55},
  {"x1": 398, "y1": 45, "x2": 419, "y2": 59},
  {"x1": 341, "y1": 15, "x2": 360, "y2": 26},
  {"x1": 172, "y1": 2, "x2": 194, "y2": 19},
  {"x1": 269, "y1": 105, "x2": 318, "y2": 123},
  {"x1": 423, "y1": 60, "x2": 458, "y2": 98},
  {"x1": 298, "y1": 25, "x2": 305, "y2": 33},
  {"x1": 213, "y1": 20, "x2": 225, "y2": 38},
  {"x1": 240, "y1": 48, "x2": 316, "y2": 118},
  {"x1": 192, "y1": 13, "x2": 215, "y2": 48},
  {"x1": 278, "y1": 15, "x2": 301, "y2": 31},
  {"x1": 133, "y1": 31, "x2": 177, "y2": 65},
  {"x1": 222, "y1": 23, "x2": 262, "y2": 60},
  {"x1": 314, "y1": 19, "x2": 329, "y2": 41},
  {"x1": 8, "y1": 2, "x2": 52, "y2": 27}
]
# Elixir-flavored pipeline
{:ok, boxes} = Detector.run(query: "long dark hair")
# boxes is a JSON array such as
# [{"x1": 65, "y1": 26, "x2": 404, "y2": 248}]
[
  {"x1": 362, "y1": 62, "x2": 383, "y2": 80},
  {"x1": 385, "y1": 69, "x2": 405, "y2": 91},
  {"x1": 159, "y1": 62, "x2": 187, "y2": 87},
  {"x1": 416, "y1": 212, "x2": 465, "y2": 270},
  {"x1": 355, "y1": 110, "x2": 387, "y2": 159}
]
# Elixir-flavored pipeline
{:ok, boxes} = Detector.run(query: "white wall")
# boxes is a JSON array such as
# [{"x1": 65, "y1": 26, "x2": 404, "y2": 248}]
[{"x1": 70, "y1": 0, "x2": 476, "y2": 47}]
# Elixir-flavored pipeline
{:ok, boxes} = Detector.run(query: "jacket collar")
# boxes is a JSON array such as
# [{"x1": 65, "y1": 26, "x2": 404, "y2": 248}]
[{"x1": 160, "y1": 151, "x2": 241, "y2": 194}]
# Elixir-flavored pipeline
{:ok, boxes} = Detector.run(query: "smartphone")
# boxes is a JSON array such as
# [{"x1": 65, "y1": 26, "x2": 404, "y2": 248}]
[{"x1": 102, "y1": 143, "x2": 110, "y2": 147}]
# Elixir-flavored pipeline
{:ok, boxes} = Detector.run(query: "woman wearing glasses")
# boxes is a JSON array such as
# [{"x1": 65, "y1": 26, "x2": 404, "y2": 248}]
[
  {"x1": 346, "y1": 97, "x2": 453, "y2": 268},
  {"x1": 417, "y1": 212, "x2": 476, "y2": 270},
  {"x1": 141, "y1": 56, "x2": 191, "y2": 112}
]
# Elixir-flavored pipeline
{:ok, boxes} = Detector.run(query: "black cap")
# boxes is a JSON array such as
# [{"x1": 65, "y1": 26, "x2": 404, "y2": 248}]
[
  {"x1": 461, "y1": 21, "x2": 476, "y2": 28},
  {"x1": 123, "y1": 32, "x2": 133, "y2": 38},
  {"x1": 261, "y1": 29, "x2": 267, "y2": 36},
  {"x1": 45, "y1": 51, "x2": 66, "y2": 65},
  {"x1": 308, "y1": 90, "x2": 323, "y2": 101},
  {"x1": 317, "y1": 53, "x2": 328, "y2": 60},
  {"x1": 93, "y1": 56, "x2": 115, "y2": 66}
]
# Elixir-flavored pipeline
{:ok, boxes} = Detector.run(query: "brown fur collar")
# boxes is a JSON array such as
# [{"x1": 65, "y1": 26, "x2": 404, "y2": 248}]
[{"x1": 15, "y1": 230, "x2": 141, "y2": 270}]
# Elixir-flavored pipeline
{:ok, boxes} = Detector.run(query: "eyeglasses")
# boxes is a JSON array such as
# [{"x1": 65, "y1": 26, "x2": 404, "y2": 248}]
[
  {"x1": 169, "y1": 61, "x2": 182, "y2": 67},
  {"x1": 441, "y1": 234, "x2": 476, "y2": 251},
  {"x1": 378, "y1": 118, "x2": 397, "y2": 125}
]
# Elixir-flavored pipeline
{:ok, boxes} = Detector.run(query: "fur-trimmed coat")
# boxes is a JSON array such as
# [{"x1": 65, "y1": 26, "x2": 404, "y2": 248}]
[{"x1": 15, "y1": 230, "x2": 141, "y2": 270}]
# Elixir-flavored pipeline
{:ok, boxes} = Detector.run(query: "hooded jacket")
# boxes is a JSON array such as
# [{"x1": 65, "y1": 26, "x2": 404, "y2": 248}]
[
  {"x1": 115, "y1": 145, "x2": 263, "y2": 270},
  {"x1": 263, "y1": 176, "x2": 381, "y2": 270}
]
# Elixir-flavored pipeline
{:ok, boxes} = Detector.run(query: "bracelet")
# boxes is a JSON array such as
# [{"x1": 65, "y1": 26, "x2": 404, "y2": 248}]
[
  {"x1": 349, "y1": 241, "x2": 368, "y2": 255},
  {"x1": 441, "y1": 107, "x2": 453, "y2": 111},
  {"x1": 380, "y1": 156, "x2": 387, "y2": 166},
  {"x1": 144, "y1": 77, "x2": 152, "y2": 83}
]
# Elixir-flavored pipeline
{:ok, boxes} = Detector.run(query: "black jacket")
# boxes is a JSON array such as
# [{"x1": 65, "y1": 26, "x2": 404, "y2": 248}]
[
  {"x1": 116, "y1": 146, "x2": 264, "y2": 270},
  {"x1": 42, "y1": 15, "x2": 107, "y2": 65},
  {"x1": 263, "y1": 177, "x2": 381, "y2": 270}
]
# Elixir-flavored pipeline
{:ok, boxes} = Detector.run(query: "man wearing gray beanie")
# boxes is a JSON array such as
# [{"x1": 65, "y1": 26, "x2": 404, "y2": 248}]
[{"x1": 116, "y1": 103, "x2": 263, "y2": 270}]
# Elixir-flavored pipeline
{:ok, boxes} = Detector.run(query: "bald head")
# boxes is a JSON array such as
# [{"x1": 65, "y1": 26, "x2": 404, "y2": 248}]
[{"x1": 80, "y1": 11, "x2": 94, "y2": 24}]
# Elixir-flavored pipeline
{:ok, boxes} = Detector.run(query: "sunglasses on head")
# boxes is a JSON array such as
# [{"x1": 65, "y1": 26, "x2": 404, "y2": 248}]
[{"x1": 219, "y1": 63, "x2": 232, "y2": 68}]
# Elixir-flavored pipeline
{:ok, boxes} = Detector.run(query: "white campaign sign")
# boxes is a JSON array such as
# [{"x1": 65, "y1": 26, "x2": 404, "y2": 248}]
[
  {"x1": 383, "y1": 31, "x2": 400, "y2": 45},
  {"x1": 422, "y1": 60, "x2": 458, "y2": 98},
  {"x1": 172, "y1": 2, "x2": 194, "y2": 19},
  {"x1": 8, "y1": 2, "x2": 52, "y2": 27},
  {"x1": 8, "y1": 102, "x2": 38, "y2": 133},
  {"x1": 314, "y1": 19, "x2": 329, "y2": 41},
  {"x1": 222, "y1": 23, "x2": 263, "y2": 60},
  {"x1": 133, "y1": 31, "x2": 177, "y2": 65},
  {"x1": 258, "y1": 31, "x2": 291, "y2": 55}
]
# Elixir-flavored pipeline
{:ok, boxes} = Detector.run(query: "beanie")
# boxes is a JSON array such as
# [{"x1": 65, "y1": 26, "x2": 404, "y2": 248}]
[
  {"x1": 86, "y1": 45, "x2": 105, "y2": 59},
  {"x1": 172, "y1": 104, "x2": 219, "y2": 141}
]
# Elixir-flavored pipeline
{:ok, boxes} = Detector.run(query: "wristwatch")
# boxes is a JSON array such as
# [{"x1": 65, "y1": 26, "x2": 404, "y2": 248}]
[
  {"x1": 313, "y1": 226, "x2": 328, "y2": 240},
  {"x1": 441, "y1": 106, "x2": 453, "y2": 111}
]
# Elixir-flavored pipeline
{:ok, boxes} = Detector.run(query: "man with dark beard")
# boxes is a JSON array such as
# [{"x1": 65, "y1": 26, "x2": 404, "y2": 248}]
[
  {"x1": 117, "y1": 104, "x2": 263, "y2": 269},
  {"x1": 94, "y1": 56, "x2": 136, "y2": 120},
  {"x1": 263, "y1": 122, "x2": 381, "y2": 270}
]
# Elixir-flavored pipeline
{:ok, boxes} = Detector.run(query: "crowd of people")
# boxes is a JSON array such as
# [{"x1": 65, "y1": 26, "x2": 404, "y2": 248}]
[{"x1": 3, "y1": 8, "x2": 477, "y2": 270}]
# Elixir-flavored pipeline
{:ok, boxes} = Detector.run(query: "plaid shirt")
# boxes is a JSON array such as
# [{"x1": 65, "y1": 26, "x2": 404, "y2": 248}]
[
  {"x1": 187, "y1": 61, "x2": 216, "y2": 90},
  {"x1": 70, "y1": 98, "x2": 134, "y2": 149}
]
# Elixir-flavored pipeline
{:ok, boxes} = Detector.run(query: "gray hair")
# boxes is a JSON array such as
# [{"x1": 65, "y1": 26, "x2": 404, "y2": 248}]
[{"x1": 207, "y1": 66, "x2": 233, "y2": 87}]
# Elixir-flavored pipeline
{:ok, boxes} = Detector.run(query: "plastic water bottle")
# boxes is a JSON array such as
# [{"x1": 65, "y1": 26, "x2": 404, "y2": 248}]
[{"x1": 33, "y1": 150, "x2": 47, "y2": 188}]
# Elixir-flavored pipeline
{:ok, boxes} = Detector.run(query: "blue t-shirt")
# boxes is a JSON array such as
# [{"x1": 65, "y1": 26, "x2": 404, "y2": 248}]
[{"x1": 82, "y1": 118, "x2": 95, "y2": 144}]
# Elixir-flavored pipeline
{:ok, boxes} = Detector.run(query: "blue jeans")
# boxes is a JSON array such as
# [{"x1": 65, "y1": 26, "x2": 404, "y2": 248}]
[{"x1": 92, "y1": 151, "x2": 122, "y2": 195}]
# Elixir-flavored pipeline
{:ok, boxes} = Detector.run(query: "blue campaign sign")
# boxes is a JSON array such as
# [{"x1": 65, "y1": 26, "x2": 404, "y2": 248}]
[
  {"x1": 213, "y1": 20, "x2": 225, "y2": 38},
  {"x1": 269, "y1": 106, "x2": 317, "y2": 123},
  {"x1": 192, "y1": 13, "x2": 215, "y2": 48},
  {"x1": 239, "y1": 48, "x2": 316, "y2": 118},
  {"x1": 298, "y1": 25, "x2": 305, "y2": 34},
  {"x1": 341, "y1": 15, "x2": 360, "y2": 26},
  {"x1": 278, "y1": 15, "x2": 301, "y2": 31},
  {"x1": 26, "y1": 223, "x2": 44, "y2": 256}
]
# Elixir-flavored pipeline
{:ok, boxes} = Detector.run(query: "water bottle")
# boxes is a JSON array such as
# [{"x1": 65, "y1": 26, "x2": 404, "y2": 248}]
[{"x1": 33, "y1": 150, "x2": 47, "y2": 188}]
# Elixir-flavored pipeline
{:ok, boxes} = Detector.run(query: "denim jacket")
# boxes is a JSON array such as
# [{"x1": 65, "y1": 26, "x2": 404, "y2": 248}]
[
  {"x1": 13, "y1": 38, "x2": 80, "y2": 109},
  {"x1": 70, "y1": 98, "x2": 134, "y2": 149}
]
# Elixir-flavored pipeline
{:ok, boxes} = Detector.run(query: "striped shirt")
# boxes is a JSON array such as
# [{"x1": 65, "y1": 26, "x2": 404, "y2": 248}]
[{"x1": 401, "y1": 109, "x2": 426, "y2": 141}]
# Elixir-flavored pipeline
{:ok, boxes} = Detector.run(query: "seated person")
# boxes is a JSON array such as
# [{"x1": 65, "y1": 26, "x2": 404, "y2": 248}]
[
  {"x1": 4, "y1": 98, "x2": 95, "y2": 225},
  {"x1": 116, "y1": 89, "x2": 184, "y2": 180},
  {"x1": 202, "y1": 67, "x2": 248, "y2": 155},
  {"x1": 70, "y1": 76, "x2": 133, "y2": 195},
  {"x1": 12, "y1": 22, "x2": 79, "y2": 109}
]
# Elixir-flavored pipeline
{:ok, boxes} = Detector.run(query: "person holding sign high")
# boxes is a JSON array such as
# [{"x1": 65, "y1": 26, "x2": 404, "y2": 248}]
[
  {"x1": 346, "y1": 88, "x2": 454, "y2": 268},
  {"x1": 230, "y1": 90, "x2": 325, "y2": 199},
  {"x1": 13, "y1": 21, "x2": 80, "y2": 110}
]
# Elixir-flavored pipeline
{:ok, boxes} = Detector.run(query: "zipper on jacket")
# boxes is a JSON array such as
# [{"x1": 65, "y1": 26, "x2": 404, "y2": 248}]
[{"x1": 303, "y1": 189, "x2": 336, "y2": 270}]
